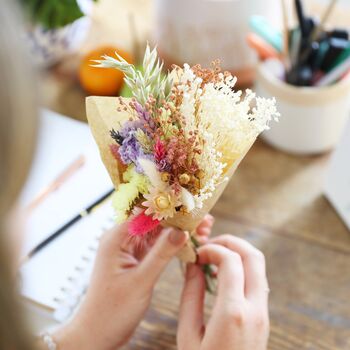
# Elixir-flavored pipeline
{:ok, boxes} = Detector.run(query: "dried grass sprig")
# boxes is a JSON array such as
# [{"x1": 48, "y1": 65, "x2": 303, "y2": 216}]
[{"x1": 93, "y1": 45, "x2": 173, "y2": 105}]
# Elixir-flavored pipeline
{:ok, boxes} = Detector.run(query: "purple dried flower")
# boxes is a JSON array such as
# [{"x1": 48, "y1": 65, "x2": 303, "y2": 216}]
[
  {"x1": 118, "y1": 130, "x2": 154, "y2": 173},
  {"x1": 118, "y1": 132, "x2": 141, "y2": 165},
  {"x1": 134, "y1": 103, "x2": 156, "y2": 130},
  {"x1": 118, "y1": 115, "x2": 156, "y2": 173},
  {"x1": 120, "y1": 120, "x2": 143, "y2": 138},
  {"x1": 157, "y1": 159, "x2": 171, "y2": 172}
]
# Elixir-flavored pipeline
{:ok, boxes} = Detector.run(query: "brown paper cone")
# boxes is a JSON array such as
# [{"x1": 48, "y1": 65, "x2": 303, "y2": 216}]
[
  {"x1": 165, "y1": 142, "x2": 253, "y2": 262},
  {"x1": 86, "y1": 96, "x2": 255, "y2": 263},
  {"x1": 86, "y1": 96, "x2": 132, "y2": 187}
]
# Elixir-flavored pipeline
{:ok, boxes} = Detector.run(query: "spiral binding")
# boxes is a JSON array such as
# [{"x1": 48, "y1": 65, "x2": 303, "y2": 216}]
[{"x1": 53, "y1": 214, "x2": 115, "y2": 322}]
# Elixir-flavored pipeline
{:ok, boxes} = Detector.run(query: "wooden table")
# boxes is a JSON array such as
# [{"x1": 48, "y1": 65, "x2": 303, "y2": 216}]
[
  {"x1": 41, "y1": 1, "x2": 350, "y2": 349},
  {"x1": 123, "y1": 141, "x2": 350, "y2": 350}
]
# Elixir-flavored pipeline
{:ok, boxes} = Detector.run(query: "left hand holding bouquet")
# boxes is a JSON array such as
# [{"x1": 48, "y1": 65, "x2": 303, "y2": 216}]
[{"x1": 51, "y1": 216, "x2": 214, "y2": 350}]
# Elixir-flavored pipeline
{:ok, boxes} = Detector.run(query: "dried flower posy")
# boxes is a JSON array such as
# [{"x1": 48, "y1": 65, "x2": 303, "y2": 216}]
[{"x1": 90, "y1": 45, "x2": 279, "y2": 276}]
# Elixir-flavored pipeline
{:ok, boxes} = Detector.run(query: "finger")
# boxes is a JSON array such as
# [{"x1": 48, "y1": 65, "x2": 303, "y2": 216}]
[
  {"x1": 98, "y1": 222, "x2": 130, "y2": 256},
  {"x1": 137, "y1": 228, "x2": 188, "y2": 287},
  {"x1": 210, "y1": 235, "x2": 268, "y2": 302},
  {"x1": 198, "y1": 244, "x2": 245, "y2": 300},
  {"x1": 178, "y1": 264, "x2": 205, "y2": 349},
  {"x1": 196, "y1": 214, "x2": 214, "y2": 238}
]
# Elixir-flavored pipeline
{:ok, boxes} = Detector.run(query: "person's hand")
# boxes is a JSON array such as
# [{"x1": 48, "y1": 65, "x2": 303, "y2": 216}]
[
  {"x1": 177, "y1": 235, "x2": 269, "y2": 350},
  {"x1": 53, "y1": 214, "x2": 214, "y2": 350}
]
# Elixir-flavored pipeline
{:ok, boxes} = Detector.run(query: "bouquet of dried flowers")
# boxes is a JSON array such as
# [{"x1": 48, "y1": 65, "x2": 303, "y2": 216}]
[{"x1": 86, "y1": 45, "x2": 279, "y2": 267}]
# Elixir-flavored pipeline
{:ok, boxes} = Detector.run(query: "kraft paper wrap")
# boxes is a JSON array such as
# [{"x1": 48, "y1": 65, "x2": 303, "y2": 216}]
[{"x1": 86, "y1": 96, "x2": 254, "y2": 263}]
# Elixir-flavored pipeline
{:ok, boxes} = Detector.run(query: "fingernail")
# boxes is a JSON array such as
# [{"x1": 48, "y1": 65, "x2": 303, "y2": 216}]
[
  {"x1": 168, "y1": 229, "x2": 186, "y2": 245},
  {"x1": 202, "y1": 227, "x2": 211, "y2": 236},
  {"x1": 197, "y1": 236, "x2": 208, "y2": 244},
  {"x1": 207, "y1": 214, "x2": 214, "y2": 222},
  {"x1": 186, "y1": 263, "x2": 198, "y2": 278}
]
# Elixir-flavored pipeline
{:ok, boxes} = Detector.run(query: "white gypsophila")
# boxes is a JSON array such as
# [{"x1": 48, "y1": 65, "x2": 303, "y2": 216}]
[
  {"x1": 199, "y1": 81, "x2": 280, "y2": 155},
  {"x1": 194, "y1": 130, "x2": 226, "y2": 208},
  {"x1": 200, "y1": 84, "x2": 251, "y2": 154},
  {"x1": 177, "y1": 64, "x2": 203, "y2": 139},
  {"x1": 249, "y1": 96, "x2": 280, "y2": 132},
  {"x1": 176, "y1": 66, "x2": 280, "y2": 209}
]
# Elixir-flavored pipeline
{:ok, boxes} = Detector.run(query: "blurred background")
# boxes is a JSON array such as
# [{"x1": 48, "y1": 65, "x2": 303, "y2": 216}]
[
  {"x1": 16, "y1": 0, "x2": 350, "y2": 349},
  {"x1": 20, "y1": 0, "x2": 350, "y2": 119}
]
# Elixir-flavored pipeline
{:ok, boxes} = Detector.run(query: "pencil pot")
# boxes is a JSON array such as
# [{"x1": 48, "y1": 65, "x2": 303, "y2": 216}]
[{"x1": 255, "y1": 60, "x2": 350, "y2": 155}]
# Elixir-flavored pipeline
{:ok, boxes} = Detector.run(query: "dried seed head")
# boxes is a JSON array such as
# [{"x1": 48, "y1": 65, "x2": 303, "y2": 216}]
[
  {"x1": 161, "y1": 172, "x2": 171, "y2": 182},
  {"x1": 195, "y1": 170, "x2": 205, "y2": 179},
  {"x1": 179, "y1": 173, "x2": 191, "y2": 185}
]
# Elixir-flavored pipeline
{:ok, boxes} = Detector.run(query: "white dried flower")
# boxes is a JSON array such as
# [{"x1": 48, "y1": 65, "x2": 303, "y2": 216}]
[
  {"x1": 142, "y1": 186, "x2": 181, "y2": 220},
  {"x1": 175, "y1": 64, "x2": 279, "y2": 208}
]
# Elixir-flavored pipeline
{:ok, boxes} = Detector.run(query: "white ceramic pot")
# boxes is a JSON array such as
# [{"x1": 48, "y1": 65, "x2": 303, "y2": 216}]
[
  {"x1": 26, "y1": 0, "x2": 93, "y2": 68},
  {"x1": 255, "y1": 59, "x2": 350, "y2": 155},
  {"x1": 154, "y1": 0, "x2": 281, "y2": 86}
]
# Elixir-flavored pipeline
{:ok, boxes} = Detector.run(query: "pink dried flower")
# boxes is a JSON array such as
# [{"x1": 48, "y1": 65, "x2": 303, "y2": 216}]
[
  {"x1": 154, "y1": 138, "x2": 166, "y2": 162},
  {"x1": 128, "y1": 210, "x2": 160, "y2": 237},
  {"x1": 154, "y1": 138, "x2": 170, "y2": 171}
]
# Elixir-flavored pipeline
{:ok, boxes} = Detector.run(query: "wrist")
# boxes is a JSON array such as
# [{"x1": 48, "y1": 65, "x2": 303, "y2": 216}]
[{"x1": 53, "y1": 320, "x2": 94, "y2": 350}]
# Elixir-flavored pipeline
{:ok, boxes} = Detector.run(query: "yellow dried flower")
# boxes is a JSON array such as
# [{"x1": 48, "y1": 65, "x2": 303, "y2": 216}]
[
  {"x1": 161, "y1": 172, "x2": 171, "y2": 182},
  {"x1": 179, "y1": 173, "x2": 191, "y2": 185},
  {"x1": 155, "y1": 195, "x2": 171, "y2": 210}
]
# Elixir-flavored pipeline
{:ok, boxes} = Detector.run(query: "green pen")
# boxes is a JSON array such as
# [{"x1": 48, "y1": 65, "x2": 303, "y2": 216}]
[
  {"x1": 313, "y1": 40, "x2": 330, "y2": 71},
  {"x1": 249, "y1": 16, "x2": 283, "y2": 53},
  {"x1": 327, "y1": 44, "x2": 350, "y2": 72}
]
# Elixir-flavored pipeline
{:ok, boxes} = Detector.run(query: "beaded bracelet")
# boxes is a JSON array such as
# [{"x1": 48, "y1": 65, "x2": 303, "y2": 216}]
[{"x1": 40, "y1": 332, "x2": 57, "y2": 350}]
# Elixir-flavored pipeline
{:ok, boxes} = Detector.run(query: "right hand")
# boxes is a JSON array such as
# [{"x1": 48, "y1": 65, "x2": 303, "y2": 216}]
[{"x1": 177, "y1": 235, "x2": 270, "y2": 350}]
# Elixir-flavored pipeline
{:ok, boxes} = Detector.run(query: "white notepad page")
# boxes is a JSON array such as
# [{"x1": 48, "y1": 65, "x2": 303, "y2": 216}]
[
  {"x1": 19, "y1": 110, "x2": 115, "y2": 319},
  {"x1": 20, "y1": 199, "x2": 115, "y2": 320},
  {"x1": 20, "y1": 109, "x2": 113, "y2": 256}
]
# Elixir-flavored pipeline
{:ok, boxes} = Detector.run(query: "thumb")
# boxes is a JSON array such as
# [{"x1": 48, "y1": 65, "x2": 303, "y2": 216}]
[
  {"x1": 137, "y1": 227, "x2": 188, "y2": 287},
  {"x1": 177, "y1": 264, "x2": 205, "y2": 349},
  {"x1": 98, "y1": 222, "x2": 130, "y2": 256}
]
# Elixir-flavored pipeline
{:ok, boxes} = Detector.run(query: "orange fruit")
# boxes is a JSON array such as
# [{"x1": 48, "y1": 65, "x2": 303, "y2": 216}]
[{"x1": 79, "y1": 46, "x2": 133, "y2": 96}]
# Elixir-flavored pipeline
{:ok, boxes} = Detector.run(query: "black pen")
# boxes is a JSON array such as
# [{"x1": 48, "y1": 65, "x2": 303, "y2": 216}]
[
  {"x1": 21, "y1": 188, "x2": 115, "y2": 264},
  {"x1": 295, "y1": 0, "x2": 307, "y2": 38}
]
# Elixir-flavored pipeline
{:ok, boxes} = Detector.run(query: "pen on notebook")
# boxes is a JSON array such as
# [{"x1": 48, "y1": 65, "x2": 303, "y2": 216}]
[
  {"x1": 21, "y1": 188, "x2": 115, "y2": 264},
  {"x1": 26, "y1": 155, "x2": 86, "y2": 212}
]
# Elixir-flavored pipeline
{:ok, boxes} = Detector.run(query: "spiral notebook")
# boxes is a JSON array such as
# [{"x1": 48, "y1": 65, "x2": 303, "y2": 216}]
[{"x1": 19, "y1": 109, "x2": 114, "y2": 322}]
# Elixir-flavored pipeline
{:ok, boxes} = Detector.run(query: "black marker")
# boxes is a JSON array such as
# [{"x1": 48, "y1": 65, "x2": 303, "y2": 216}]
[{"x1": 21, "y1": 188, "x2": 114, "y2": 264}]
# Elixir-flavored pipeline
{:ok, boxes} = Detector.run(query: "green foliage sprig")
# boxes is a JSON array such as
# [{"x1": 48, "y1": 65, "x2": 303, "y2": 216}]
[{"x1": 20, "y1": 0, "x2": 98, "y2": 29}]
